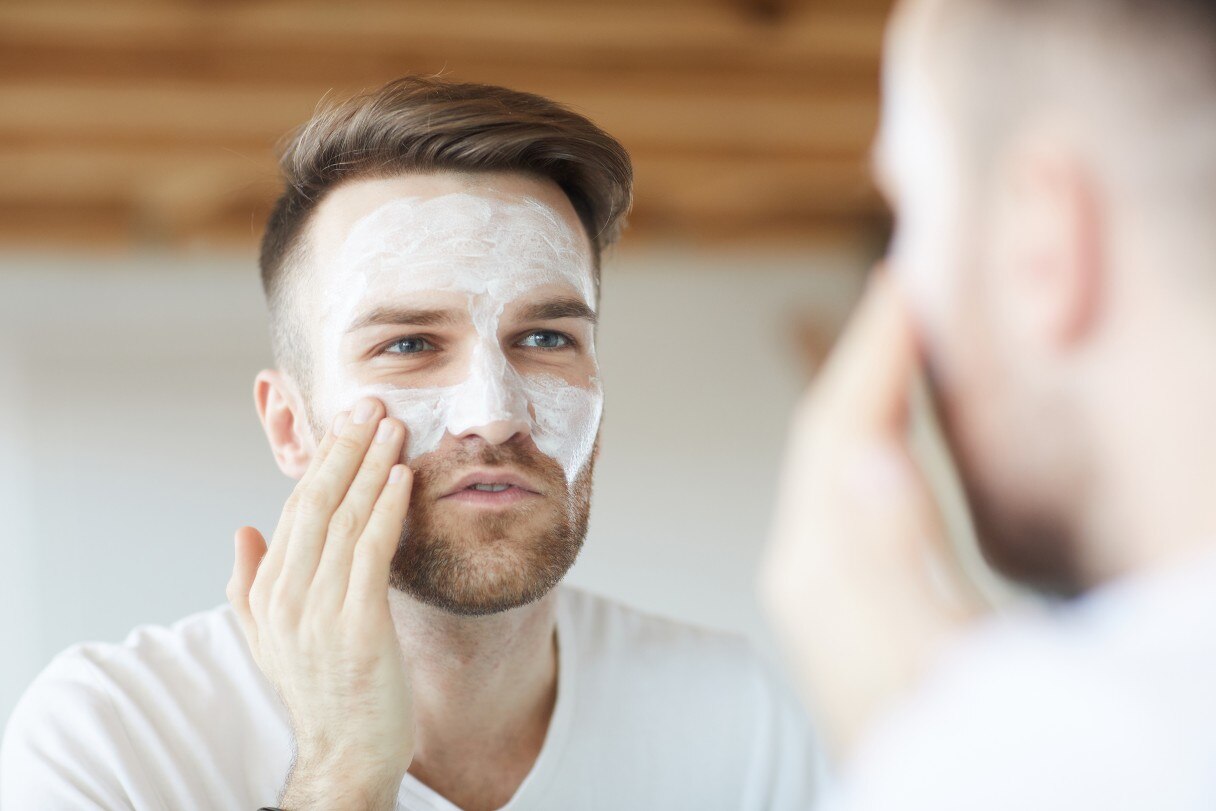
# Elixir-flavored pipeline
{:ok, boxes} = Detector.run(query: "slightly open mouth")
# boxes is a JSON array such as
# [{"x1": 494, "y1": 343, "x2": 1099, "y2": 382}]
[
  {"x1": 468, "y1": 483, "x2": 511, "y2": 493},
  {"x1": 440, "y1": 482, "x2": 541, "y2": 506}
]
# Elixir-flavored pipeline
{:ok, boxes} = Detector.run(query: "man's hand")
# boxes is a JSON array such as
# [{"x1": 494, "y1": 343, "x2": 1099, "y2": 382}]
[
  {"x1": 227, "y1": 398, "x2": 414, "y2": 810},
  {"x1": 760, "y1": 273, "x2": 983, "y2": 760}
]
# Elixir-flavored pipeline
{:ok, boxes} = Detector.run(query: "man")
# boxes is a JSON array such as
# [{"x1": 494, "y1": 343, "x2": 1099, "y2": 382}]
[
  {"x1": 763, "y1": 0, "x2": 1216, "y2": 808},
  {"x1": 1, "y1": 77, "x2": 820, "y2": 809}
]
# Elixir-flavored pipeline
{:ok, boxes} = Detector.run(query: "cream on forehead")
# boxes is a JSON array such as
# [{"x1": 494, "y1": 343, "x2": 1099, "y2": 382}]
[
  {"x1": 332, "y1": 193, "x2": 595, "y2": 312},
  {"x1": 318, "y1": 191, "x2": 603, "y2": 484}
]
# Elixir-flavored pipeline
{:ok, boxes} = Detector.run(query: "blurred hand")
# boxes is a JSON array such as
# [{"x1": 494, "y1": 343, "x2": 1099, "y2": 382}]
[
  {"x1": 227, "y1": 397, "x2": 414, "y2": 810},
  {"x1": 760, "y1": 273, "x2": 983, "y2": 759}
]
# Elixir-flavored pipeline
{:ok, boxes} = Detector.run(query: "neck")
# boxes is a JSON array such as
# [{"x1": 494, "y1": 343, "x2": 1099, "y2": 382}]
[
  {"x1": 387, "y1": 589, "x2": 559, "y2": 798},
  {"x1": 1080, "y1": 270, "x2": 1216, "y2": 586}
]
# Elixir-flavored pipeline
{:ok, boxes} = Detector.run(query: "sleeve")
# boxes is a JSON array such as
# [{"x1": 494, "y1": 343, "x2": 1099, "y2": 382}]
[
  {"x1": 741, "y1": 647, "x2": 831, "y2": 811},
  {"x1": 0, "y1": 652, "x2": 149, "y2": 810},
  {"x1": 820, "y1": 639, "x2": 1190, "y2": 811}
]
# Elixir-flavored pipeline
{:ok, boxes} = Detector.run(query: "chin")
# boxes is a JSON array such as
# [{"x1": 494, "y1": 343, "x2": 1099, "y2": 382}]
[
  {"x1": 388, "y1": 515, "x2": 587, "y2": 616},
  {"x1": 387, "y1": 463, "x2": 594, "y2": 616},
  {"x1": 963, "y1": 472, "x2": 1087, "y2": 598},
  {"x1": 929, "y1": 373, "x2": 1088, "y2": 598}
]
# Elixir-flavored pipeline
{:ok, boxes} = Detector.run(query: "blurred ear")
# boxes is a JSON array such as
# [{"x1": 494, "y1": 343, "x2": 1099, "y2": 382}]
[
  {"x1": 998, "y1": 134, "x2": 1104, "y2": 352},
  {"x1": 254, "y1": 369, "x2": 317, "y2": 480}
]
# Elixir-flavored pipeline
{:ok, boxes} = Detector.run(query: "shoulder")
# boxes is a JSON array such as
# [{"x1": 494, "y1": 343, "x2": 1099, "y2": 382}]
[
  {"x1": 44, "y1": 603, "x2": 256, "y2": 702},
  {"x1": 2, "y1": 604, "x2": 282, "y2": 757},
  {"x1": 553, "y1": 587, "x2": 825, "y2": 808},
  {"x1": 555, "y1": 585, "x2": 814, "y2": 740},
  {"x1": 1, "y1": 603, "x2": 273, "y2": 805},
  {"x1": 557, "y1": 585, "x2": 759, "y2": 681},
  {"x1": 7, "y1": 603, "x2": 245, "y2": 713},
  {"x1": 837, "y1": 605, "x2": 1216, "y2": 811}
]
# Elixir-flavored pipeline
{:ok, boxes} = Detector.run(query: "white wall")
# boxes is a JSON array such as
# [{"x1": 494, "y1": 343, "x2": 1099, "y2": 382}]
[{"x1": 0, "y1": 247, "x2": 865, "y2": 729}]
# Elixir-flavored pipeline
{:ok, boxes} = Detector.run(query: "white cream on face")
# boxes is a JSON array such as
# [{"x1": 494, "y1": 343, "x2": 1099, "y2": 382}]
[
  {"x1": 879, "y1": 46, "x2": 965, "y2": 332},
  {"x1": 317, "y1": 192, "x2": 602, "y2": 484}
]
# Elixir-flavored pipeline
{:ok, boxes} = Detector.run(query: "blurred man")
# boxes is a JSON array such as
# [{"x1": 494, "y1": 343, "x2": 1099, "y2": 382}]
[
  {"x1": 1, "y1": 77, "x2": 820, "y2": 810},
  {"x1": 763, "y1": 0, "x2": 1216, "y2": 808}
]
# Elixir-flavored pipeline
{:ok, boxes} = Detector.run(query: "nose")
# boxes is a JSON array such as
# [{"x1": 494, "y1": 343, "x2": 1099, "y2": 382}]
[
  {"x1": 456, "y1": 417, "x2": 531, "y2": 447},
  {"x1": 445, "y1": 340, "x2": 532, "y2": 447}
]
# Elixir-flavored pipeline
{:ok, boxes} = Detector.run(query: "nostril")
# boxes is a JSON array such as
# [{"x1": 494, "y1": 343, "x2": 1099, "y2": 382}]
[{"x1": 457, "y1": 419, "x2": 531, "y2": 447}]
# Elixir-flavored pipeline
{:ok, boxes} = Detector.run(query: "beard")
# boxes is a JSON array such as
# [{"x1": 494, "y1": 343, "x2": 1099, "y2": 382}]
[
  {"x1": 386, "y1": 436, "x2": 595, "y2": 616},
  {"x1": 923, "y1": 362, "x2": 1087, "y2": 598}
]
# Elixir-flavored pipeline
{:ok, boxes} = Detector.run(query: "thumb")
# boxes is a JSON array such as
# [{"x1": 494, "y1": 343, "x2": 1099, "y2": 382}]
[
  {"x1": 815, "y1": 271, "x2": 921, "y2": 437},
  {"x1": 227, "y1": 526, "x2": 268, "y2": 648}
]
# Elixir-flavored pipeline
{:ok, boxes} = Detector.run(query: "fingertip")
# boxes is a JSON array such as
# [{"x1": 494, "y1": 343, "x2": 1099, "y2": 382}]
[{"x1": 234, "y1": 527, "x2": 268, "y2": 561}]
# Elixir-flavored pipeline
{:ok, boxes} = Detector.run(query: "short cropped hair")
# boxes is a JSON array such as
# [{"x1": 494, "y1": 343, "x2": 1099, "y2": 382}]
[
  {"x1": 920, "y1": 0, "x2": 1216, "y2": 191},
  {"x1": 258, "y1": 75, "x2": 633, "y2": 395}
]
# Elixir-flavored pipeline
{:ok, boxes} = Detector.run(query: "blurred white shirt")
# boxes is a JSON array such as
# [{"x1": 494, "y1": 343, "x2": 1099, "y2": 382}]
[{"x1": 825, "y1": 546, "x2": 1216, "y2": 810}]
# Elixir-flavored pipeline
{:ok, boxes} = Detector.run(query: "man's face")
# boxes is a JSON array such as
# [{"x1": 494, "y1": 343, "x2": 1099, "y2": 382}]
[
  {"x1": 876, "y1": 4, "x2": 1082, "y2": 592},
  {"x1": 303, "y1": 172, "x2": 601, "y2": 615}
]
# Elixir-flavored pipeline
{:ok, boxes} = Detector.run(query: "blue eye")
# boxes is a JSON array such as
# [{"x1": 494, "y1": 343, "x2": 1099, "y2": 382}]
[
  {"x1": 519, "y1": 331, "x2": 571, "y2": 350},
  {"x1": 384, "y1": 336, "x2": 436, "y2": 355}
]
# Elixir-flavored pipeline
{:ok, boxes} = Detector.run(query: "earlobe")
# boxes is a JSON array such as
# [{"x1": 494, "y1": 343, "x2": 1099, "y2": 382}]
[{"x1": 253, "y1": 369, "x2": 316, "y2": 479}]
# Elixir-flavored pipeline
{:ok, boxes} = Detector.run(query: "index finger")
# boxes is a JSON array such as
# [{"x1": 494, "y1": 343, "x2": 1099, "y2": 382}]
[
  {"x1": 257, "y1": 406, "x2": 366, "y2": 589},
  {"x1": 809, "y1": 270, "x2": 922, "y2": 437}
]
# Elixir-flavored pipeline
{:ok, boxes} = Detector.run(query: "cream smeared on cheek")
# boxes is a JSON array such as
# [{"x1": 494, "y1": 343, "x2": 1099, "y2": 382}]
[{"x1": 317, "y1": 193, "x2": 602, "y2": 483}]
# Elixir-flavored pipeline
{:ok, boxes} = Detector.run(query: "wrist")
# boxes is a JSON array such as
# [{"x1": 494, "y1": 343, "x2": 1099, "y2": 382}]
[{"x1": 279, "y1": 754, "x2": 404, "y2": 811}]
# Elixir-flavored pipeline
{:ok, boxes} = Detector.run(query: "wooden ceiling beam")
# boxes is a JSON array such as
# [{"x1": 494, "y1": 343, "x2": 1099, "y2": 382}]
[
  {"x1": 0, "y1": 40, "x2": 881, "y2": 94},
  {"x1": 0, "y1": 0, "x2": 894, "y2": 249},
  {"x1": 0, "y1": 201, "x2": 887, "y2": 251},
  {"x1": 0, "y1": 146, "x2": 877, "y2": 209},
  {"x1": 0, "y1": 2, "x2": 887, "y2": 68},
  {"x1": 0, "y1": 81, "x2": 879, "y2": 155}
]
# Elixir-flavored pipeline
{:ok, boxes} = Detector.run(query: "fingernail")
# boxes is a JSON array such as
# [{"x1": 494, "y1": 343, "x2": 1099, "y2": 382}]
[
  {"x1": 332, "y1": 411, "x2": 349, "y2": 435},
  {"x1": 389, "y1": 464, "x2": 405, "y2": 484},
  {"x1": 375, "y1": 418, "x2": 394, "y2": 443},
  {"x1": 352, "y1": 399, "x2": 376, "y2": 425}
]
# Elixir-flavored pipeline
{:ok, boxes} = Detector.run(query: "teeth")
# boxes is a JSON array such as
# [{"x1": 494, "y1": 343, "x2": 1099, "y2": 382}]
[{"x1": 470, "y1": 483, "x2": 511, "y2": 492}]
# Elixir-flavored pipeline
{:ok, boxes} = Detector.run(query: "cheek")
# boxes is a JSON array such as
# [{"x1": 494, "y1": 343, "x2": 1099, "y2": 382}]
[{"x1": 525, "y1": 376, "x2": 604, "y2": 484}]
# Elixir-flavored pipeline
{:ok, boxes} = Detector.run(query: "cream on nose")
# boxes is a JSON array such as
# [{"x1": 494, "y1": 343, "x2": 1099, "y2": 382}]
[
  {"x1": 444, "y1": 339, "x2": 532, "y2": 446},
  {"x1": 456, "y1": 418, "x2": 530, "y2": 447}
]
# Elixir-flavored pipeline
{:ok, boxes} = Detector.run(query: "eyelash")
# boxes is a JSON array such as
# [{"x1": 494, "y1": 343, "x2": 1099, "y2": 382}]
[
  {"x1": 517, "y1": 330, "x2": 577, "y2": 351},
  {"x1": 378, "y1": 336, "x2": 431, "y2": 356},
  {"x1": 378, "y1": 330, "x2": 577, "y2": 356}
]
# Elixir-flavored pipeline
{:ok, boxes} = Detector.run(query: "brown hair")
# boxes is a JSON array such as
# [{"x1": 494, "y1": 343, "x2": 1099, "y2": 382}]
[{"x1": 258, "y1": 75, "x2": 633, "y2": 392}]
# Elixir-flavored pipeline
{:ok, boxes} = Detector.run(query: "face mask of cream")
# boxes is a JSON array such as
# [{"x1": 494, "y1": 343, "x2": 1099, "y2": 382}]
[{"x1": 317, "y1": 192, "x2": 602, "y2": 484}]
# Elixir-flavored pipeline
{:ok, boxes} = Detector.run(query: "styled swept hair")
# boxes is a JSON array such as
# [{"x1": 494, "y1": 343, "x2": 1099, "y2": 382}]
[{"x1": 258, "y1": 75, "x2": 633, "y2": 393}]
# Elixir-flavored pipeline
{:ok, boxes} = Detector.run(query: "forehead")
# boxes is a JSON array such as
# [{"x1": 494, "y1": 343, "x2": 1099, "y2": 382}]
[{"x1": 307, "y1": 172, "x2": 597, "y2": 312}]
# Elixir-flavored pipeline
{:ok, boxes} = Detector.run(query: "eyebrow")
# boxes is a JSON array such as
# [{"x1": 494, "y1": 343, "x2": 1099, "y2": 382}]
[
  {"x1": 344, "y1": 306, "x2": 463, "y2": 334},
  {"x1": 517, "y1": 296, "x2": 598, "y2": 325}
]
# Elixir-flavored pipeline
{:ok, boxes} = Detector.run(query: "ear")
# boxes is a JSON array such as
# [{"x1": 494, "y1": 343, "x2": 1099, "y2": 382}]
[
  {"x1": 998, "y1": 135, "x2": 1104, "y2": 351},
  {"x1": 254, "y1": 369, "x2": 318, "y2": 480}
]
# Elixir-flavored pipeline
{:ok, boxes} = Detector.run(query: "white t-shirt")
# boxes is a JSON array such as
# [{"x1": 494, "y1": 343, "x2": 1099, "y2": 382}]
[
  {"x1": 823, "y1": 548, "x2": 1216, "y2": 811},
  {"x1": 1, "y1": 586, "x2": 823, "y2": 810}
]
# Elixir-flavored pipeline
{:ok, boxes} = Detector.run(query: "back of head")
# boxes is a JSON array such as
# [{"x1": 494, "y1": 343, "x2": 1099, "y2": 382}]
[
  {"x1": 258, "y1": 76, "x2": 633, "y2": 397},
  {"x1": 916, "y1": 0, "x2": 1216, "y2": 221},
  {"x1": 884, "y1": 0, "x2": 1216, "y2": 592}
]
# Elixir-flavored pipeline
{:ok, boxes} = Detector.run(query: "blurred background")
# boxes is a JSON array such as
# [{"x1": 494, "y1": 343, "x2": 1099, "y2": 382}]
[{"x1": 0, "y1": 0, "x2": 898, "y2": 729}]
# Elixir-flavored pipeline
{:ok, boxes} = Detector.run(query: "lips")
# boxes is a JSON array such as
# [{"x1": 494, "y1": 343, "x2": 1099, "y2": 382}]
[{"x1": 439, "y1": 469, "x2": 544, "y2": 499}]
